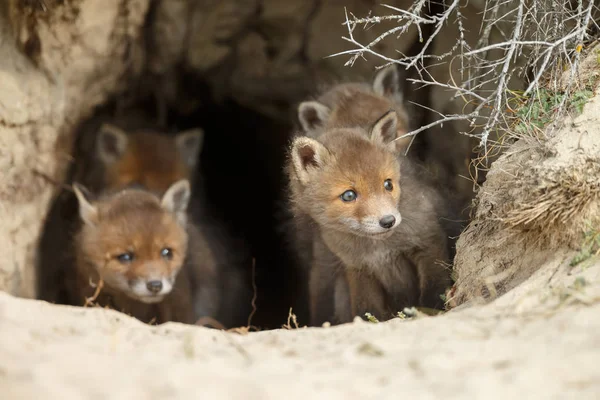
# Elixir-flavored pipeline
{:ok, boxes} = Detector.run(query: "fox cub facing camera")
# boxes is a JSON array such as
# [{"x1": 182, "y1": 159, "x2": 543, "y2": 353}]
[
  {"x1": 287, "y1": 110, "x2": 453, "y2": 325},
  {"x1": 36, "y1": 122, "x2": 204, "y2": 304},
  {"x1": 70, "y1": 180, "x2": 219, "y2": 324}
]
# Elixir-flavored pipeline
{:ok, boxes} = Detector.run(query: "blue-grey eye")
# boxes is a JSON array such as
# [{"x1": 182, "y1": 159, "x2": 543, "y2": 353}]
[
  {"x1": 340, "y1": 190, "x2": 357, "y2": 202},
  {"x1": 116, "y1": 252, "x2": 134, "y2": 263},
  {"x1": 161, "y1": 248, "x2": 173, "y2": 260},
  {"x1": 384, "y1": 179, "x2": 393, "y2": 191}
]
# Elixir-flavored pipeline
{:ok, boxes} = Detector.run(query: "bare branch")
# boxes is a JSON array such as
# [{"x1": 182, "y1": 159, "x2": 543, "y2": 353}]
[{"x1": 327, "y1": 0, "x2": 598, "y2": 153}]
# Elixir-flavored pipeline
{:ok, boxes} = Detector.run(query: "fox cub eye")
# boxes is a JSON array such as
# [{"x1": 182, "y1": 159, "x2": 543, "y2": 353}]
[
  {"x1": 340, "y1": 190, "x2": 357, "y2": 202},
  {"x1": 384, "y1": 179, "x2": 394, "y2": 191},
  {"x1": 116, "y1": 252, "x2": 134, "y2": 263},
  {"x1": 161, "y1": 248, "x2": 173, "y2": 260}
]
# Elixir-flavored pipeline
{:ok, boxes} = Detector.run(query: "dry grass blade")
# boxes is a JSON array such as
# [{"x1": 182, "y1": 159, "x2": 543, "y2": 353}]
[
  {"x1": 282, "y1": 307, "x2": 300, "y2": 330},
  {"x1": 84, "y1": 278, "x2": 104, "y2": 307},
  {"x1": 503, "y1": 160, "x2": 600, "y2": 242},
  {"x1": 247, "y1": 258, "x2": 257, "y2": 328}
]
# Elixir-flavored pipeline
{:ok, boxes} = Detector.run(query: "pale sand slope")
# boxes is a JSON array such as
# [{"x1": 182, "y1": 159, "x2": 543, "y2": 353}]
[{"x1": 1, "y1": 255, "x2": 599, "y2": 399}]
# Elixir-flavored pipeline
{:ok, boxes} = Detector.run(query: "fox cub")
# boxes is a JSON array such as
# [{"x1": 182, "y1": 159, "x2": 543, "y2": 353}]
[
  {"x1": 296, "y1": 66, "x2": 413, "y2": 153},
  {"x1": 287, "y1": 110, "x2": 453, "y2": 325},
  {"x1": 36, "y1": 122, "x2": 203, "y2": 305},
  {"x1": 70, "y1": 180, "x2": 220, "y2": 324},
  {"x1": 89, "y1": 123, "x2": 203, "y2": 194}
]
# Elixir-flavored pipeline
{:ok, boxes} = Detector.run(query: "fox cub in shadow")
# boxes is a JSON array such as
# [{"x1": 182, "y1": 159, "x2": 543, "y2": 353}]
[
  {"x1": 37, "y1": 122, "x2": 203, "y2": 303},
  {"x1": 86, "y1": 123, "x2": 203, "y2": 194},
  {"x1": 70, "y1": 180, "x2": 220, "y2": 324},
  {"x1": 38, "y1": 119, "x2": 252, "y2": 328},
  {"x1": 287, "y1": 110, "x2": 453, "y2": 325},
  {"x1": 296, "y1": 66, "x2": 413, "y2": 153},
  {"x1": 90, "y1": 122, "x2": 252, "y2": 328}
]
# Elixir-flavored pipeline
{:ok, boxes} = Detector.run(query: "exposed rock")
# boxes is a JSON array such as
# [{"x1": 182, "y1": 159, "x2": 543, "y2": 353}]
[{"x1": 0, "y1": 0, "x2": 149, "y2": 297}]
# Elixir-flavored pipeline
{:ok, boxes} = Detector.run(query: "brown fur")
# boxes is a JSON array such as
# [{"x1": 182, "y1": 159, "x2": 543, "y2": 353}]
[
  {"x1": 104, "y1": 131, "x2": 193, "y2": 194},
  {"x1": 70, "y1": 184, "x2": 219, "y2": 325},
  {"x1": 287, "y1": 112, "x2": 452, "y2": 325},
  {"x1": 323, "y1": 84, "x2": 409, "y2": 136},
  {"x1": 81, "y1": 122, "x2": 203, "y2": 195},
  {"x1": 38, "y1": 118, "x2": 252, "y2": 329},
  {"x1": 92, "y1": 124, "x2": 251, "y2": 327},
  {"x1": 298, "y1": 66, "x2": 413, "y2": 153},
  {"x1": 37, "y1": 123, "x2": 201, "y2": 308}
]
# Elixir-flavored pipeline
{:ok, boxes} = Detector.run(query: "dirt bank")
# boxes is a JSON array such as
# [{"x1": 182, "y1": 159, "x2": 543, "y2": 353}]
[{"x1": 1, "y1": 248, "x2": 599, "y2": 398}]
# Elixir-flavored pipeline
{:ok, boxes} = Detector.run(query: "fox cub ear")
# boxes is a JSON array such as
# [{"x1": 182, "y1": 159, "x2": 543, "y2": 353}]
[
  {"x1": 373, "y1": 65, "x2": 403, "y2": 103},
  {"x1": 175, "y1": 128, "x2": 204, "y2": 168},
  {"x1": 73, "y1": 183, "x2": 98, "y2": 226},
  {"x1": 161, "y1": 179, "x2": 191, "y2": 225},
  {"x1": 96, "y1": 124, "x2": 129, "y2": 165},
  {"x1": 370, "y1": 110, "x2": 400, "y2": 149},
  {"x1": 290, "y1": 137, "x2": 330, "y2": 184},
  {"x1": 298, "y1": 101, "x2": 331, "y2": 134}
]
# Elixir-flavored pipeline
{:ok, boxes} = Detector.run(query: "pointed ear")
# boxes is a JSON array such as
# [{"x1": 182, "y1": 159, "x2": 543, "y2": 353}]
[
  {"x1": 73, "y1": 183, "x2": 98, "y2": 226},
  {"x1": 370, "y1": 110, "x2": 399, "y2": 148},
  {"x1": 298, "y1": 101, "x2": 331, "y2": 133},
  {"x1": 161, "y1": 180, "x2": 191, "y2": 224},
  {"x1": 290, "y1": 137, "x2": 330, "y2": 185},
  {"x1": 175, "y1": 128, "x2": 204, "y2": 168},
  {"x1": 373, "y1": 66, "x2": 402, "y2": 102},
  {"x1": 96, "y1": 124, "x2": 128, "y2": 165}
]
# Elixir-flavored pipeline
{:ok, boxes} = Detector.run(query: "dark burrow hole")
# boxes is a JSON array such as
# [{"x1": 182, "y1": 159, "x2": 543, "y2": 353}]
[
  {"x1": 36, "y1": 65, "x2": 477, "y2": 330},
  {"x1": 37, "y1": 77, "x2": 312, "y2": 330},
  {"x1": 36, "y1": 0, "x2": 476, "y2": 329},
  {"x1": 174, "y1": 92, "x2": 310, "y2": 328}
]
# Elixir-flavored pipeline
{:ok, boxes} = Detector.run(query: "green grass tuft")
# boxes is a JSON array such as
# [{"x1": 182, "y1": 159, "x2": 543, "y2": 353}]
[{"x1": 570, "y1": 222, "x2": 600, "y2": 267}]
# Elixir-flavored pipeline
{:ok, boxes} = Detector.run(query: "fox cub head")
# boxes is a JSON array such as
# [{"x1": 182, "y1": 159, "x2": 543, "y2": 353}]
[
  {"x1": 73, "y1": 180, "x2": 191, "y2": 304},
  {"x1": 290, "y1": 110, "x2": 403, "y2": 238},
  {"x1": 95, "y1": 124, "x2": 203, "y2": 194},
  {"x1": 297, "y1": 66, "x2": 410, "y2": 151}
]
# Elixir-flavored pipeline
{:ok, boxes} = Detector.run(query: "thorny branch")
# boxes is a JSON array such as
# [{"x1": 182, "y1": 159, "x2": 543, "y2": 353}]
[{"x1": 331, "y1": 0, "x2": 599, "y2": 152}]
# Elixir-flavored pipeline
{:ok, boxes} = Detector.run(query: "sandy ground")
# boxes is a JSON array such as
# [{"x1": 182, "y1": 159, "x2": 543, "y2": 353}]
[{"x1": 1, "y1": 252, "x2": 599, "y2": 399}]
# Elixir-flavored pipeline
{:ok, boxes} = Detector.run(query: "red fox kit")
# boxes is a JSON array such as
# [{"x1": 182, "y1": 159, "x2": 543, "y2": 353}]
[
  {"x1": 38, "y1": 118, "x2": 252, "y2": 328},
  {"x1": 92, "y1": 123, "x2": 203, "y2": 194},
  {"x1": 287, "y1": 110, "x2": 452, "y2": 324},
  {"x1": 296, "y1": 66, "x2": 413, "y2": 153},
  {"x1": 37, "y1": 123, "x2": 203, "y2": 305},
  {"x1": 70, "y1": 180, "x2": 219, "y2": 324}
]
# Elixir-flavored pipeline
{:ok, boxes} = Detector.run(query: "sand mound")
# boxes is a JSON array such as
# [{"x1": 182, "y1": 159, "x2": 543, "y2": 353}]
[
  {"x1": 452, "y1": 62, "x2": 600, "y2": 306},
  {"x1": 1, "y1": 250, "x2": 599, "y2": 399}
]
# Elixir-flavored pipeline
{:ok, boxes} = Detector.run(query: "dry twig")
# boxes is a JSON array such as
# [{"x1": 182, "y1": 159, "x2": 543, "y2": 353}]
[
  {"x1": 330, "y1": 0, "x2": 599, "y2": 152},
  {"x1": 84, "y1": 277, "x2": 104, "y2": 307}
]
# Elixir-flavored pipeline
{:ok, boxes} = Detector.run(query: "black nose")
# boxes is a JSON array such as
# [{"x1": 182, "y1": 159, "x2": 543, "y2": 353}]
[
  {"x1": 146, "y1": 280, "x2": 163, "y2": 294},
  {"x1": 379, "y1": 215, "x2": 396, "y2": 229}
]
